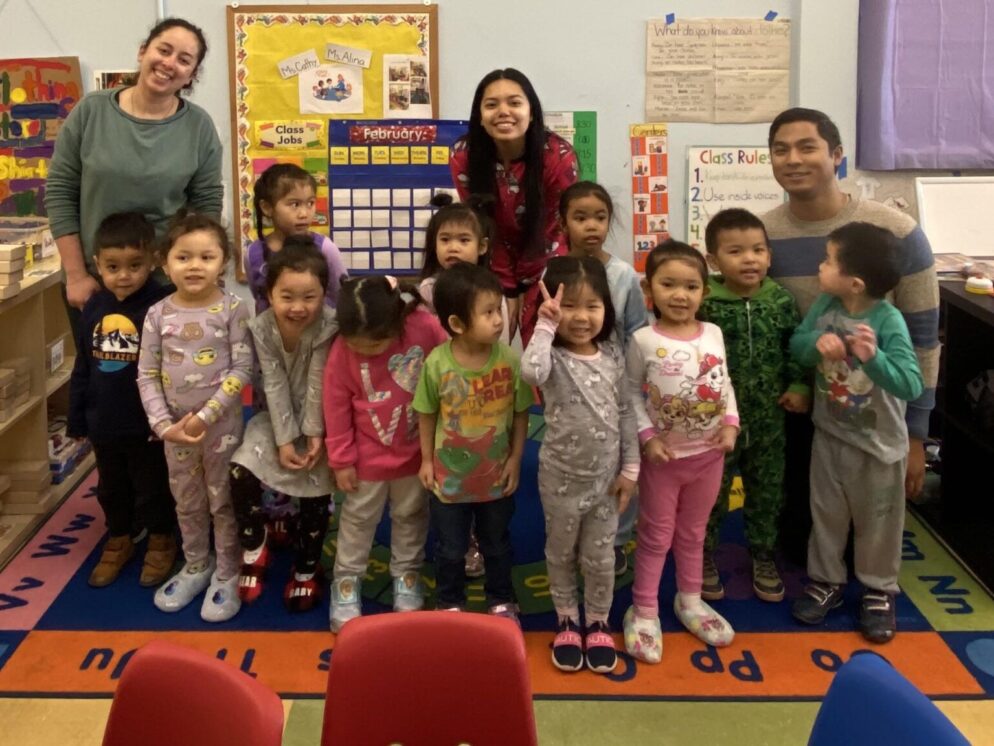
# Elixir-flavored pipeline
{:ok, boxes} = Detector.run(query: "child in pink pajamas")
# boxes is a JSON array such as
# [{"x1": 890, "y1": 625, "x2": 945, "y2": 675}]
[
  {"x1": 623, "y1": 241, "x2": 740, "y2": 663},
  {"x1": 139, "y1": 213, "x2": 253, "y2": 623}
]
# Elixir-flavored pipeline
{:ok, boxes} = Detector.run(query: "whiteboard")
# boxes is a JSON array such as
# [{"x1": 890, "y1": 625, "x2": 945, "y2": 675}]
[
  {"x1": 686, "y1": 146, "x2": 785, "y2": 250},
  {"x1": 915, "y1": 177, "x2": 994, "y2": 256}
]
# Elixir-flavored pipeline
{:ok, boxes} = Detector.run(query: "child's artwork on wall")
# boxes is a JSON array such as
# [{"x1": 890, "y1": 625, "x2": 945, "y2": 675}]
[
  {"x1": 629, "y1": 123, "x2": 670, "y2": 272},
  {"x1": 298, "y1": 65, "x2": 363, "y2": 114},
  {"x1": 226, "y1": 5, "x2": 440, "y2": 273},
  {"x1": 0, "y1": 56, "x2": 83, "y2": 219}
]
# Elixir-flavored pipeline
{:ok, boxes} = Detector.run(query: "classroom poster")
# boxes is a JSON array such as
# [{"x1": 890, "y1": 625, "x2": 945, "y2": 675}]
[
  {"x1": 546, "y1": 111, "x2": 597, "y2": 181},
  {"x1": 630, "y1": 123, "x2": 670, "y2": 272},
  {"x1": 685, "y1": 146, "x2": 784, "y2": 250},
  {"x1": 0, "y1": 56, "x2": 83, "y2": 218},
  {"x1": 645, "y1": 17, "x2": 791, "y2": 123},
  {"x1": 327, "y1": 119, "x2": 467, "y2": 274},
  {"x1": 227, "y1": 6, "x2": 439, "y2": 263}
]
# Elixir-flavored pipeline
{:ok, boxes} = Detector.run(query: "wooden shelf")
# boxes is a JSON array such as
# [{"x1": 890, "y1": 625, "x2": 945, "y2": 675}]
[
  {"x1": 46, "y1": 357, "x2": 74, "y2": 396},
  {"x1": 0, "y1": 394, "x2": 42, "y2": 438}
]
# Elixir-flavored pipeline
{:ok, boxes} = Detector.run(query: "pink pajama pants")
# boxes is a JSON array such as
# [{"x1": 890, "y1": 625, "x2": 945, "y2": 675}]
[{"x1": 631, "y1": 448, "x2": 725, "y2": 616}]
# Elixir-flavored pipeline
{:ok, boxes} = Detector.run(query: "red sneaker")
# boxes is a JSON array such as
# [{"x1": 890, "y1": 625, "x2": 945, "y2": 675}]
[
  {"x1": 284, "y1": 568, "x2": 323, "y2": 612},
  {"x1": 237, "y1": 543, "x2": 271, "y2": 603}
]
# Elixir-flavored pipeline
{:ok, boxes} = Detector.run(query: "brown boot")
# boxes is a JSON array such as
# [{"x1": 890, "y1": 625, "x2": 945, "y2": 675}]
[
  {"x1": 89, "y1": 535, "x2": 135, "y2": 587},
  {"x1": 140, "y1": 533, "x2": 178, "y2": 587}
]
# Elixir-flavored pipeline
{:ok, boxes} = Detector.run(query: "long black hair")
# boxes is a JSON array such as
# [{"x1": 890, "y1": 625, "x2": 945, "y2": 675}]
[{"x1": 464, "y1": 68, "x2": 546, "y2": 257}]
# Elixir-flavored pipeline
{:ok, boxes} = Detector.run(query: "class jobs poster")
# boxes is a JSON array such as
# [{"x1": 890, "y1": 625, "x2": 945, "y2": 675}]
[
  {"x1": 629, "y1": 123, "x2": 670, "y2": 273},
  {"x1": 685, "y1": 146, "x2": 784, "y2": 250},
  {"x1": 328, "y1": 119, "x2": 466, "y2": 274}
]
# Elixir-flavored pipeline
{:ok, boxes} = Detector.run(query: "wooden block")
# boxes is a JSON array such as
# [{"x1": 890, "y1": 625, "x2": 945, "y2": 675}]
[
  {"x1": 5, "y1": 469, "x2": 51, "y2": 492},
  {"x1": 0, "y1": 258, "x2": 24, "y2": 273},
  {"x1": 12, "y1": 390, "x2": 29, "y2": 407},
  {"x1": 0, "y1": 244, "x2": 27, "y2": 261},
  {"x1": 2, "y1": 488, "x2": 57, "y2": 514},
  {"x1": 0, "y1": 459, "x2": 51, "y2": 478},
  {"x1": 0, "y1": 367, "x2": 13, "y2": 386},
  {"x1": 0, "y1": 474, "x2": 10, "y2": 496},
  {"x1": 1, "y1": 357, "x2": 30, "y2": 376},
  {"x1": 0, "y1": 282, "x2": 20, "y2": 300},
  {"x1": 0, "y1": 270, "x2": 24, "y2": 284}
]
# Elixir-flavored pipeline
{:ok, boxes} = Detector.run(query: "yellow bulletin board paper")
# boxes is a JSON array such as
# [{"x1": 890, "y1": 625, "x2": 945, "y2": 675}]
[{"x1": 227, "y1": 5, "x2": 439, "y2": 273}]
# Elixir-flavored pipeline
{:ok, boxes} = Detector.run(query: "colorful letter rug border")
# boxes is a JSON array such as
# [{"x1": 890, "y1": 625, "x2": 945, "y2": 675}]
[{"x1": 1, "y1": 421, "x2": 994, "y2": 703}]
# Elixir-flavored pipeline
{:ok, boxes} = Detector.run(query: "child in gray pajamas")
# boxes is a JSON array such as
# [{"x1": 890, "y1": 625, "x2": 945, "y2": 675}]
[
  {"x1": 138, "y1": 213, "x2": 253, "y2": 623},
  {"x1": 522, "y1": 256, "x2": 639, "y2": 675}
]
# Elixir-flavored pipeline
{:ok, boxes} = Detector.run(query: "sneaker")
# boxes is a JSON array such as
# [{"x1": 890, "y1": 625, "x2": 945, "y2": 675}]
[
  {"x1": 752, "y1": 553, "x2": 785, "y2": 602},
  {"x1": 330, "y1": 575, "x2": 362, "y2": 633},
  {"x1": 701, "y1": 552, "x2": 724, "y2": 601},
  {"x1": 201, "y1": 572, "x2": 242, "y2": 622},
  {"x1": 623, "y1": 606, "x2": 662, "y2": 664},
  {"x1": 674, "y1": 595, "x2": 735, "y2": 647},
  {"x1": 488, "y1": 602, "x2": 521, "y2": 627},
  {"x1": 284, "y1": 568, "x2": 322, "y2": 613},
  {"x1": 238, "y1": 540, "x2": 271, "y2": 604},
  {"x1": 89, "y1": 535, "x2": 135, "y2": 587},
  {"x1": 551, "y1": 617, "x2": 583, "y2": 672},
  {"x1": 614, "y1": 546, "x2": 628, "y2": 577},
  {"x1": 140, "y1": 533, "x2": 177, "y2": 588},
  {"x1": 584, "y1": 621, "x2": 618, "y2": 674},
  {"x1": 392, "y1": 571, "x2": 425, "y2": 612},
  {"x1": 859, "y1": 589, "x2": 897, "y2": 644},
  {"x1": 792, "y1": 581, "x2": 845, "y2": 625},
  {"x1": 465, "y1": 535, "x2": 485, "y2": 578},
  {"x1": 154, "y1": 557, "x2": 216, "y2": 613}
]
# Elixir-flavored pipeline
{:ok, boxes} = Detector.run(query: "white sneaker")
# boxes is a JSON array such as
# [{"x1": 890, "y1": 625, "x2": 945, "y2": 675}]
[
  {"x1": 154, "y1": 557, "x2": 216, "y2": 613},
  {"x1": 201, "y1": 572, "x2": 242, "y2": 623},
  {"x1": 330, "y1": 575, "x2": 362, "y2": 633},
  {"x1": 392, "y1": 571, "x2": 425, "y2": 612}
]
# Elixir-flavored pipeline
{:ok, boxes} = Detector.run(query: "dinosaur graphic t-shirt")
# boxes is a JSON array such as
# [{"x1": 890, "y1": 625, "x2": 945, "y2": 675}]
[{"x1": 414, "y1": 341, "x2": 534, "y2": 503}]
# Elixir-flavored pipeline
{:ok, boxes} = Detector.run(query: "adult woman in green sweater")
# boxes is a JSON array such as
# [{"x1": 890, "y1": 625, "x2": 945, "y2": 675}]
[{"x1": 46, "y1": 17, "x2": 223, "y2": 312}]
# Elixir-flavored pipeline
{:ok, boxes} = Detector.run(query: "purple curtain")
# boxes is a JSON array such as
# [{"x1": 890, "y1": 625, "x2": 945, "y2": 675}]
[{"x1": 857, "y1": 0, "x2": 994, "y2": 169}]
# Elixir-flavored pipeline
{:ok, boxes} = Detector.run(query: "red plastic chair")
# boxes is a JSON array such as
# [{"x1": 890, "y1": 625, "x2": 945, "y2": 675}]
[
  {"x1": 321, "y1": 611, "x2": 538, "y2": 746},
  {"x1": 102, "y1": 639, "x2": 284, "y2": 746}
]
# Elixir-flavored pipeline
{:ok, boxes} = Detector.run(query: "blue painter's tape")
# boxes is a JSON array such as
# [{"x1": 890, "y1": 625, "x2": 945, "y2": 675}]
[
  {"x1": 665, "y1": 12, "x2": 675, "y2": 24},
  {"x1": 838, "y1": 156, "x2": 848, "y2": 180},
  {"x1": 765, "y1": 10, "x2": 778, "y2": 21}
]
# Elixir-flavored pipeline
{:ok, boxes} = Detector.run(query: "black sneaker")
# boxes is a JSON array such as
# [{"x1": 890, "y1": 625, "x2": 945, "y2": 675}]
[
  {"x1": 792, "y1": 581, "x2": 845, "y2": 624},
  {"x1": 551, "y1": 617, "x2": 583, "y2": 672},
  {"x1": 752, "y1": 553, "x2": 785, "y2": 602},
  {"x1": 859, "y1": 589, "x2": 896, "y2": 644},
  {"x1": 584, "y1": 621, "x2": 618, "y2": 674},
  {"x1": 702, "y1": 552, "x2": 724, "y2": 601},
  {"x1": 614, "y1": 546, "x2": 628, "y2": 576}
]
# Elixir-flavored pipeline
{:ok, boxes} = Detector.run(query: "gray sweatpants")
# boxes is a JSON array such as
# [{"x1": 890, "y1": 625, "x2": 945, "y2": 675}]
[
  {"x1": 808, "y1": 429, "x2": 906, "y2": 594},
  {"x1": 539, "y1": 464, "x2": 619, "y2": 622}
]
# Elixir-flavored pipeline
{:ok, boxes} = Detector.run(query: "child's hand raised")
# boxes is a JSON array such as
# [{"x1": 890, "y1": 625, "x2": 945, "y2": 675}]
[
  {"x1": 845, "y1": 324, "x2": 877, "y2": 363},
  {"x1": 162, "y1": 413, "x2": 206, "y2": 444},
  {"x1": 537, "y1": 280, "x2": 564, "y2": 326},
  {"x1": 612, "y1": 475, "x2": 637, "y2": 514},
  {"x1": 815, "y1": 332, "x2": 847, "y2": 361}
]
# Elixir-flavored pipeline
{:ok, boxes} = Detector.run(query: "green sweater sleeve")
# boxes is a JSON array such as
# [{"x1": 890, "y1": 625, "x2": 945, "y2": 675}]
[
  {"x1": 790, "y1": 293, "x2": 834, "y2": 368},
  {"x1": 862, "y1": 305, "x2": 925, "y2": 402}
]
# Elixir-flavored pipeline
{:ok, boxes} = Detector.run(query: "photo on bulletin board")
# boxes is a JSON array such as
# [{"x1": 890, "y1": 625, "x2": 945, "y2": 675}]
[{"x1": 226, "y1": 4, "x2": 439, "y2": 277}]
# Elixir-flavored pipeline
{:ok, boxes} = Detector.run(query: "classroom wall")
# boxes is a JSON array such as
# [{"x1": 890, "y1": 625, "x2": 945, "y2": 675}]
[{"x1": 0, "y1": 0, "x2": 860, "y2": 264}]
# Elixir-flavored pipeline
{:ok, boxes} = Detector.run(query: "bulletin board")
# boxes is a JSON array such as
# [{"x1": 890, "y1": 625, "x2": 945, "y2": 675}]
[
  {"x1": 685, "y1": 146, "x2": 785, "y2": 250},
  {"x1": 328, "y1": 119, "x2": 466, "y2": 274},
  {"x1": 226, "y1": 5, "x2": 439, "y2": 269}
]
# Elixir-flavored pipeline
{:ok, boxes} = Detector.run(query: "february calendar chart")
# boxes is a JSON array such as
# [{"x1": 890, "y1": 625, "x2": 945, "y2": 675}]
[{"x1": 327, "y1": 119, "x2": 467, "y2": 274}]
